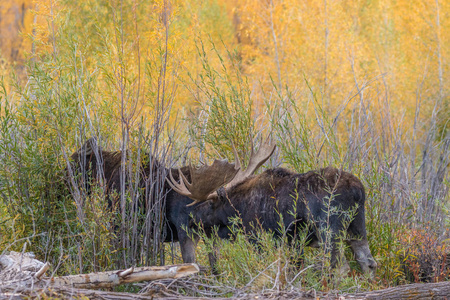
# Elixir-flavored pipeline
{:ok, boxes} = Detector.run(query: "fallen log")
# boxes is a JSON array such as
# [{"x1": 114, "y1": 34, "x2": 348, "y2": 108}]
[
  {"x1": 345, "y1": 280, "x2": 450, "y2": 300},
  {"x1": 49, "y1": 264, "x2": 200, "y2": 289},
  {"x1": 1, "y1": 251, "x2": 199, "y2": 292},
  {"x1": 0, "y1": 251, "x2": 45, "y2": 282}
]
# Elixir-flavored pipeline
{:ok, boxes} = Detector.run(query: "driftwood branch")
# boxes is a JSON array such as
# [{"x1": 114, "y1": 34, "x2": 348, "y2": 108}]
[
  {"x1": 0, "y1": 251, "x2": 200, "y2": 298},
  {"x1": 48, "y1": 264, "x2": 200, "y2": 289},
  {"x1": 35, "y1": 262, "x2": 50, "y2": 279}
]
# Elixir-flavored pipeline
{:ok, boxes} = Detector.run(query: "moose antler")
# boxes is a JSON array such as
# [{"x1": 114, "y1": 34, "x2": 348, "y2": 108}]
[
  {"x1": 168, "y1": 138, "x2": 276, "y2": 206},
  {"x1": 227, "y1": 138, "x2": 276, "y2": 187},
  {"x1": 167, "y1": 159, "x2": 240, "y2": 206}
]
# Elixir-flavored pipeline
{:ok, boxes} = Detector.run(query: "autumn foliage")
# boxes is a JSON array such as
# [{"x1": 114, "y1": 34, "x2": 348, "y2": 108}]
[
  {"x1": 400, "y1": 226, "x2": 450, "y2": 283},
  {"x1": 1, "y1": 0, "x2": 448, "y2": 127}
]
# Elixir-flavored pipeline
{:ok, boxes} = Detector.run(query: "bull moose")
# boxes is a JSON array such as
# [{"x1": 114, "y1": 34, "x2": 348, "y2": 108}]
[
  {"x1": 70, "y1": 138, "x2": 376, "y2": 275},
  {"x1": 168, "y1": 142, "x2": 377, "y2": 275}
]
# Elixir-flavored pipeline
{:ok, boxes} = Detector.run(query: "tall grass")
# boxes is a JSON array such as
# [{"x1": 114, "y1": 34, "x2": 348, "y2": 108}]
[{"x1": 186, "y1": 39, "x2": 257, "y2": 164}]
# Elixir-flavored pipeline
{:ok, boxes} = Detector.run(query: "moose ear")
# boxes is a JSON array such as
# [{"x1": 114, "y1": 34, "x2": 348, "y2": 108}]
[
  {"x1": 75, "y1": 137, "x2": 102, "y2": 157},
  {"x1": 216, "y1": 187, "x2": 228, "y2": 204}
]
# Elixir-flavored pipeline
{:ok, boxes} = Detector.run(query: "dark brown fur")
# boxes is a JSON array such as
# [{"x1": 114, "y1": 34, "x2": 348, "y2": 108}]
[
  {"x1": 193, "y1": 166, "x2": 377, "y2": 275},
  {"x1": 68, "y1": 138, "x2": 201, "y2": 263}
]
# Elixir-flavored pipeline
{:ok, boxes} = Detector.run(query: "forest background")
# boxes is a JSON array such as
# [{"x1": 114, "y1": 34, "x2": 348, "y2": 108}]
[{"x1": 0, "y1": 0, "x2": 449, "y2": 295}]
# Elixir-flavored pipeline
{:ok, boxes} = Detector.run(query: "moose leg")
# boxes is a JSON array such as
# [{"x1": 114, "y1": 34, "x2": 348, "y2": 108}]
[
  {"x1": 208, "y1": 226, "x2": 231, "y2": 275},
  {"x1": 290, "y1": 243, "x2": 306, "y2": 269},
  {"x1": 317, "y1": 220, "x2": 349, "y2": 273},
  {"x1": 208, "y1": 246, "x2": 220, "y2": 275},
  {"x1": 179, "y1": 234, "x2": 200, "y2": 263}
]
